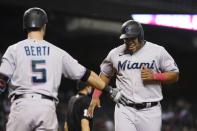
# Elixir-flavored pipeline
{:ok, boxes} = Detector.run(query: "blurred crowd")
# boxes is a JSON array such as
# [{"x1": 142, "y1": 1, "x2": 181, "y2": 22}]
[
  {"x1": 1, "y1": 91, "x2": 197, "y2": 131},
  {"x1": 162, "y1": 98, "x2": 197, "y2": 131}
]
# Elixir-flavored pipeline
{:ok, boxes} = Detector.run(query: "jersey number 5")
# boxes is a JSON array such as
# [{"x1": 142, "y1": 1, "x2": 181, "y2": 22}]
[{"x1": 31, "y1": 60, "x2": 46, "y2": 83}]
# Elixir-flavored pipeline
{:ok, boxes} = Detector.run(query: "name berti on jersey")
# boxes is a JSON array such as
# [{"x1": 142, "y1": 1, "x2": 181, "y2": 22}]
[{"x1": 24, "y1": 45, "x2": 50, "y2": 56}]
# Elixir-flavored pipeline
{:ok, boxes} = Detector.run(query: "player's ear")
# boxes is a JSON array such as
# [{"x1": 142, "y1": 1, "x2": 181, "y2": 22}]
[{"x1": 42, "y1": 25, "x2": 47, "y2": 35}]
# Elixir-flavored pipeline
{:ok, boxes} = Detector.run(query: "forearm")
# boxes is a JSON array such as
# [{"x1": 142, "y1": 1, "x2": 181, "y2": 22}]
[
  {"x1": 82, "y1": 126, "x2": 90, "y2": 131},
  {"x1": 154, "y1": 72, "x2": 179, "y2": 84},
  {"x1": 64, "y1": 122, "x2": 69, "y2": 131},
  {"x1": 81, "y1": 119, "x2": 90, "y2": 131},
  {"x1": 87, "y1": 71, "x2": 106, "y2": 91},
  {"x1": 92, "y1": 73, "x2": 111, "y2": 98}
]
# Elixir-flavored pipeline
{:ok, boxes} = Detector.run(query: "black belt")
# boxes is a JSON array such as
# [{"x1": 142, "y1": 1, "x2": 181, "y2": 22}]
[
  {"x1": 123, "y1": 102, "x2": 158, "y2": 110},
  {"x1": 12, "y1": 94, "x2": 54, "y2": 101}
]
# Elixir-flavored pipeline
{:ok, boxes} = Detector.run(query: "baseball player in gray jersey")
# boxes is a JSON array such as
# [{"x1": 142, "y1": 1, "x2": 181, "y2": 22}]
[
  {"x1": 0, "y1": 7, "x2": 122, "y2": 131},
  {"x1": 88, "y1": 20, "x2": 179, "y2": 131}
]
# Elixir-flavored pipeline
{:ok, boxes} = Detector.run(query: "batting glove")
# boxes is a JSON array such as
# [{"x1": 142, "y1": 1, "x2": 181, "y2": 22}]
[{"x1": 103, "y1": 86, "x2": 127, "y2": 107}]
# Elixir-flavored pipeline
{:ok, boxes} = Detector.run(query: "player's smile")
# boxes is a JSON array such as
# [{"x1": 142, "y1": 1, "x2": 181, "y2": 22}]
[{"x1": 124, "y1": 37, "x2": 140, "y2": 53}]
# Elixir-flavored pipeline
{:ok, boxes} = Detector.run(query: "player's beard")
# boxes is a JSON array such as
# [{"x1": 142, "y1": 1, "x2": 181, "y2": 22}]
[{"x1": 125, "y1": 41, "x2": 143, "y2": 55}]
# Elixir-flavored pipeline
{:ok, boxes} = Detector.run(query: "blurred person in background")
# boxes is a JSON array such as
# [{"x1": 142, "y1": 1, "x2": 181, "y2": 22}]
[
  {"x1": 93, "y1": 114, "x2": 114, "y2": 131},
  {"x1": 64, "y1": 81, "x2": 93, "y2": 131}
]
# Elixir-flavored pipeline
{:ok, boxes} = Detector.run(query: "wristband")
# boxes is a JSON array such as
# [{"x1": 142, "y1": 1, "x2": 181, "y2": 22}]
[
  {"x1": 92, "y1": 89, "x2": 102, "y2": 98},
  {"x1": 153, "y1": 73, "x2": 166, "y2": 81}
]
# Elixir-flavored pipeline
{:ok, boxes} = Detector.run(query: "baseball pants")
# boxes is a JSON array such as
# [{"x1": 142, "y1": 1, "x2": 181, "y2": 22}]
[
  {"x1": 6, "y1": 98, "x2": 58, "y2": 131},
  {"x1": 114, "y1": 103, "x2": 162, "y2": 131}
]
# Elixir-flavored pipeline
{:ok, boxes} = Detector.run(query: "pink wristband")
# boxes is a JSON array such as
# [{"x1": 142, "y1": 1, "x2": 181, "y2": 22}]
[
  {"x1": 92, "y1": 89, "x2": 102, "y2": 98},
  {"x1": 153, "y1": 73, "x2": 166, "y2": 81}
]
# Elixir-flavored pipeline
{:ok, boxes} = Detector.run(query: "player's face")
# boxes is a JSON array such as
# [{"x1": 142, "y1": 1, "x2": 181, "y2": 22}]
[{"x1": 123, "y1": 37, "x2": 141, "y2": 53}]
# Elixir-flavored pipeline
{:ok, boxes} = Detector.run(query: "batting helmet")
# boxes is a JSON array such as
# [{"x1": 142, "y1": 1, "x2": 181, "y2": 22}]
[
  {"x1": 120, "y1": 20, "x2": 144, "y2": 42},
  {"x1": 23, "y1": 7, "x2": 48, "y2": 31}
]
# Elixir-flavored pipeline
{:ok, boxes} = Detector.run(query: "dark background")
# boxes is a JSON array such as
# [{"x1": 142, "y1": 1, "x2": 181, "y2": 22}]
[{"x1": 0, "y1": 0, "x2": 197, "y2": 131}]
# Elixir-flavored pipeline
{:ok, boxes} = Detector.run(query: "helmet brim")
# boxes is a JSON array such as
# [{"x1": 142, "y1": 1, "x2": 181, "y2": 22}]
[{"x1": 119, "y1": 34, "x2": 137, "y2": 39}]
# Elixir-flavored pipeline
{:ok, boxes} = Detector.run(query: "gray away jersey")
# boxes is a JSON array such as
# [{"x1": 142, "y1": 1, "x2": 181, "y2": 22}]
[
  {"x1": 0, "y1": 39, "x2": 86, "y2": 100},
  {"x1": 101, "y1": 41, "x2": 179, "y2": 103}
]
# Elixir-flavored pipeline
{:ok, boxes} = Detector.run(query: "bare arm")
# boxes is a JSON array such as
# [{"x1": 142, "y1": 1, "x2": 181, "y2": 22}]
[
  {"x1": 86, "y1": 71, "x2": 107, "y2": 91},
  {"x1": 100, "y1": 73, "x2": 111, "y2": 85},
  {"x1": 87, "y1": 73, "x2": 111, "y2": 117},
  {"x1": 159, "y1": 72, "x2": 179, "y2": 84},
  {"x1": 81, "y1": 119, "x2": 90, "y2": 131},
  {"x1": 64, "y1": 122, "x2": 69, "y2": 131},
  {"x1": 141, "y1": 66, "x2": 179, "y2": 84},
  {"x1": 91, "y1": 73, "x2": 111, "y2": 97}
]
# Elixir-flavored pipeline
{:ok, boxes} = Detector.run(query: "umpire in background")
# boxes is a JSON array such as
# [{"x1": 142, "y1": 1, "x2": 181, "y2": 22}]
[{"x1": 64, "y1": 81, "x2": 93, "y2": 131}]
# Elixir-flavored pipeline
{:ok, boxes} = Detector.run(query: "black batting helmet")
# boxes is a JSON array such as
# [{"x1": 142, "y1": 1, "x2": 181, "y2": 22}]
[
  {"x1": 23, "y1": 7, "x2": 48, "y2": 31},
  {"x1": 120, "y1": 20, "x2": 144, "y2": 42}
]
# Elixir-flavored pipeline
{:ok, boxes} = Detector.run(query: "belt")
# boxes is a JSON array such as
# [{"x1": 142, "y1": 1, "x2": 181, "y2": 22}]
[
  {"x1": 12, "y1": 94, "x2": 54, "y2": 102},
  {"x1": 123, "y1": 102, "x2": 158, "y2": 110}
]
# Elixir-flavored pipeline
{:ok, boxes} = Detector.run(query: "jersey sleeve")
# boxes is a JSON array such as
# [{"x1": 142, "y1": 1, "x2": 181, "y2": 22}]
[
  {"x1": 0, "y1": 46, "x2": 15, "y2": 78},
  {"x1": 100, "y1": 51, "x2": 116, "y2": 77},
  {"x1": 80, "y1": 97, "x2": 92, "y2": 120},
  {"x1": 62, "y1": 52, "x2": 86, "y2": 80},
  {"x1": 159, "y1": 47, "x2": 179, "y2": 73}
]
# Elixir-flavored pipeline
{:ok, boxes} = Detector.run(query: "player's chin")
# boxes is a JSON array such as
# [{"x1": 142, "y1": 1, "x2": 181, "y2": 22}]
[{"x1": 127, "y1": 48, "x2": 136, "y2": 53}]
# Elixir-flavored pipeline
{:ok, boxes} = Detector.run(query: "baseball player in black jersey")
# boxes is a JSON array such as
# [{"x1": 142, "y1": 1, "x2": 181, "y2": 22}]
[{"x1": 64, "y1": 81, "x2": 93, "y2": 131}]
